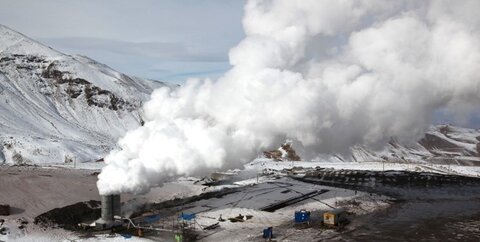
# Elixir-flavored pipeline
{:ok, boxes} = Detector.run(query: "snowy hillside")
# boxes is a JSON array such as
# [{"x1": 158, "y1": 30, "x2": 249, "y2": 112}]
[
  {"x1": 0, "y1": 24, "x2": 169, "y2": 164},
  {"x1": 261, "y1": 125, "x2": 480, "y2": 168},
  {"x1": 1, "y1": 24, "x2": 478, "y2": 168},
  {"x1": 344, "y1": 125, "x2": 480, "y2": 166}
]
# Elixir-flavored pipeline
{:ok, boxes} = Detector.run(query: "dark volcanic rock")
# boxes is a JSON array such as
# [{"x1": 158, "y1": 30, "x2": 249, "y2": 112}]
[
  {"x1": 0, "y1": 204, "x2": 10, "y2": 216},
  {"x1": 34, "y1": 200, "x2": 101, "y2": 230}
]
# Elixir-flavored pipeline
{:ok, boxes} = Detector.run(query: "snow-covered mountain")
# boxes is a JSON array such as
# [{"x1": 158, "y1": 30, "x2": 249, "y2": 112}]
[
  {"x1": 0, "y1": 24, "x2": 169, "y2": 164},
  {"x1": 1, "y1": 25, "x2": 479, "y2": 168},
  {"x1": 264, "y1": 125, "x2": 480, "y2": 167},
  {"x1": 339, "y1": 125, "x2": 480, "y2": 166}
]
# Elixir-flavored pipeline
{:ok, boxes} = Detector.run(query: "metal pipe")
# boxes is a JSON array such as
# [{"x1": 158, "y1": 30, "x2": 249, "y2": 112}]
[{"x1": 120, "y1": 216, "x2": 174, "y2": 232}]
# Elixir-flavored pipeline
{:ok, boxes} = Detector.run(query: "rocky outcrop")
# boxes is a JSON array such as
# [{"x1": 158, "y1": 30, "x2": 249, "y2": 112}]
[{"x1": 264, "y1": 142, "x2": 301, "y2": 161}]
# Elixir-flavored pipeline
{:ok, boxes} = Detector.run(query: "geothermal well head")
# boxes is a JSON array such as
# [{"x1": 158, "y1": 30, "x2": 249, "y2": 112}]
[{"x1": 95, "y1": 194, "x2": 121, "y2": 229}]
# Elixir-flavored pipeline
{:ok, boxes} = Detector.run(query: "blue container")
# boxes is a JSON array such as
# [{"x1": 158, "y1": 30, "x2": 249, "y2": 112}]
[
  {"x1": 263, "y1": 227, "x2": 273, "y2": 239},
  {"x1": 294, "y1": 210, "x2": 310, "y2": 223},
  {"x1": 179, "y1": 213, "x2": 196, "y2": 221}
]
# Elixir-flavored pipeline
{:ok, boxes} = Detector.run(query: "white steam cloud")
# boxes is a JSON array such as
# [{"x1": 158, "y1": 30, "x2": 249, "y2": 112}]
[{"x1": 98, "y1": 0, "x2": 480, "y2": 195}]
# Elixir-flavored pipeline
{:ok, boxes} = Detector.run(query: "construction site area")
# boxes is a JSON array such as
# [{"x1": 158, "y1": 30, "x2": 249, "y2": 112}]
[
  {"x1": 31, "y1": 175, "x2": 385, "y2": 241},
  {"x1": 2, "y1": 162, "x2": 480, "y2": 241}
]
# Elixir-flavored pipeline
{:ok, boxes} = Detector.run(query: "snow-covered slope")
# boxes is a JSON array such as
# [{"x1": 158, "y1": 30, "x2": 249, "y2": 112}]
[
  {"x1": 1, "y1": 25, "x2": 478, "y2": 169},
  {"x1": 346, "y1": 125, "x2": 480, "y2": 166},
  {"x1": 261, "y1": 125, "x2": 480, "y2": 167},
  {"x1": 0, "y1": 24, "x2": 169, "y2": 164}
]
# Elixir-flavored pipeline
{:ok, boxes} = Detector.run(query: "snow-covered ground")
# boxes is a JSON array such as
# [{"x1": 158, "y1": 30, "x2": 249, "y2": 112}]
[
  {"x1": 37, "y1": 154, "x2": 480, "y2": 178},
  {"x1": 246, "y1": 158, "x2": 480, "y2": 177},
  {"x1": 190, "y1": 178, "x2": 391, "y2": 241}
]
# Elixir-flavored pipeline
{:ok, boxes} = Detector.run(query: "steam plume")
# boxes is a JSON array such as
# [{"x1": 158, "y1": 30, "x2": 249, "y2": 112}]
[{"x1": 98, "y1": 0, "x2": 480, "y2": 195}]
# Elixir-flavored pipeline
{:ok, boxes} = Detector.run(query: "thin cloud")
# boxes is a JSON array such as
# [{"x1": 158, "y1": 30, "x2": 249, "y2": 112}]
[{"x1": 38, "y1": 37, "x2": 228, "y2": 62}]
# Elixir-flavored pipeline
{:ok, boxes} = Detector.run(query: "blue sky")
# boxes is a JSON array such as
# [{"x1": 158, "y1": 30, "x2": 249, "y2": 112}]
[{"x1": 0, "y1": 0, "x2": 245, "y2": 84}]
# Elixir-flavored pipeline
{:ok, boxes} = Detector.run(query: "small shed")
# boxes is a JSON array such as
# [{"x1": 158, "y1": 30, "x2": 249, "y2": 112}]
[
  {"x1": 294, "y1": 209, "x2": 310, "y2": 224},
  {"x1": 323, "y1": 208, "x2": 346, "y2": 227}
]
